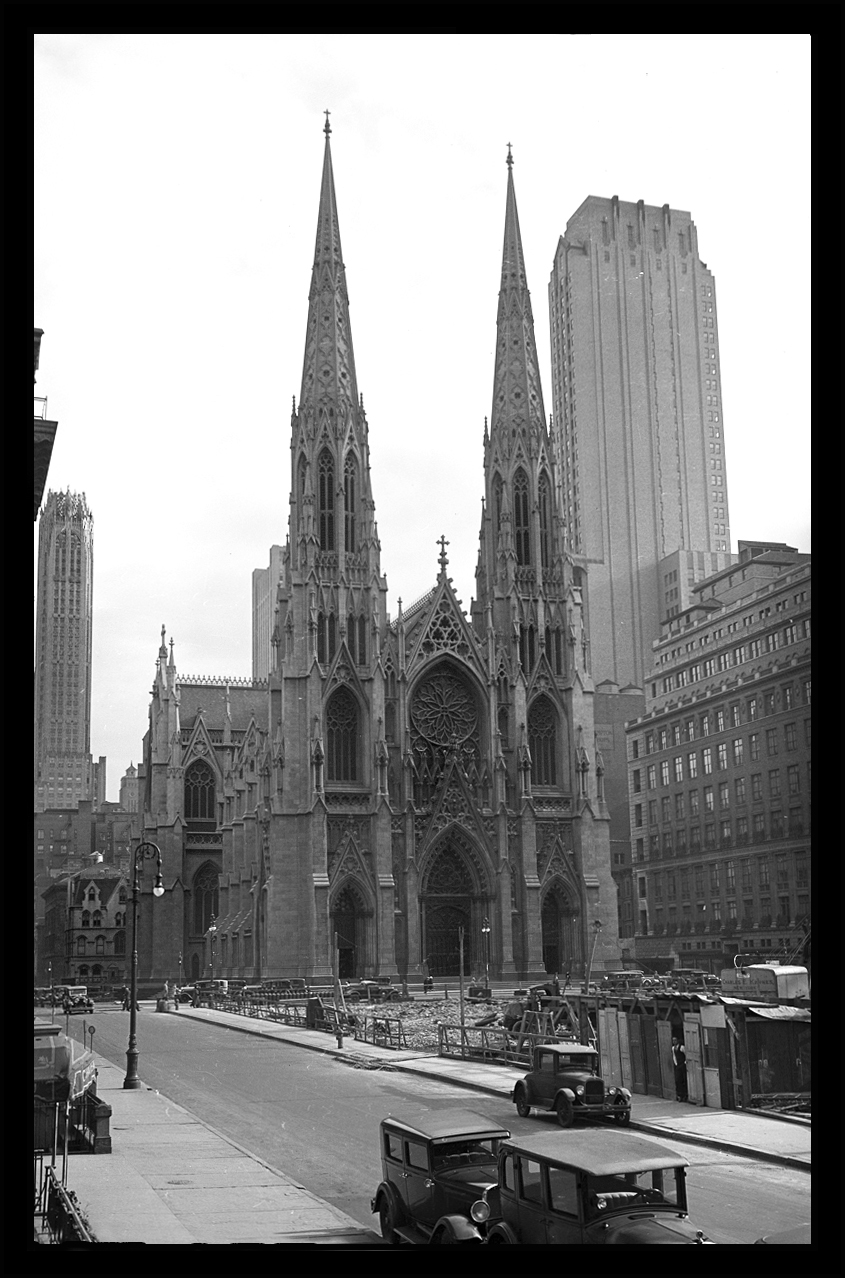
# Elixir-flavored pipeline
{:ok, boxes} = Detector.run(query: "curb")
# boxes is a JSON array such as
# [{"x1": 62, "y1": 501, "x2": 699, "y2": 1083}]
[{"x1": 175, "y1": 1010, "x2": 811, "y2": 1174}]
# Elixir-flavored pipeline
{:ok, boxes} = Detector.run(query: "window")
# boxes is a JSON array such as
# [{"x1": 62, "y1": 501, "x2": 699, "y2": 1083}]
[
  {"x1": 705, "y1": 823, "x2": 715, "y2": 849},
  {"x1": 632, "y1": 739, "x2": 640, "y2": 760},
  {"x1": 802, "y1": 679, "x2": 811, "y2": 705},
  {"x1": 687, "y1": 752, "x2": 698, "y2": 779},
  {"x1": 184, "y1": 761, "x2": 216, "y2": 823},
  {"x1": 675, "y1": 793, "x2": 685, "y2": 820},
  {"x1": 770, "y1": 811, "x2": 783, "y2": 838},
  {"x1": 787, "y1": 765, "x2": 800, "y2": 796},
  {"x1": 764, "y1": 692, "x2": 775, "y2": 716},
  {"x1": 518, "y1": 1157, "x2": 544, "y2": 1205},
  {"x1": 703, "y1": 785, "x2": 714, "y2": 813},
  {"x1": 784, "y1": 723, "x2": 797, "y2": 751},
  {"x1": 514, "y1": 469, "x2": 531, "y2": 566},
  {"x1": 672, "y1": 725, "x2": 682, "y2": 746},
  {"x1": 689, "y1": 790, "x2": 700, "y2": 817},
  {"x1": 538, "y1": 473, "x2": 552, "y2": 570},
  {"x1": 673, "y1": 757, "x2": 683, "y2": 783},
  {"x1": 719, "y1": 782, "x2": 730, "y2": 809},
  {"x1": 659, "y1": 728, "x2": 669, "y2": 751},
  {"x1": 702, "y1": 747, "x2": 713, "y2": 775},
  {"x1": 721, "y1": 820, "x2": 732, "y2": 845},
  {"x1": 193, "y1": 864, "x2": 219, "y2": 935},
  {"x1": 753, "y1": 813, "x2": 766, "y2": 839},
  {"x1": 634, "y1": 803, "x2": 643, "y2": 827},
  {"x1": 735, "y1": 777, "x2": 746, "y2": 804},
  {"x1": 662, "y1": 796, "x2": 672, "y2": 823},
  {"x1": 318, "y1": 449, "x2": 335, "y2": 551},
  {"x1": 701, "y1": 716, "x2": 711, "y2": 737},
  {"x1": 686, "y1": 719, "x2": 695, "y2": 741},
  {"x1": 327, "y1": 687, "x2": 359, "y2": 782},
  {"x1": 730, "y1": 704, "x2": 741, "y2": 727},
  {"x1": 660, "y1": 760, "x2": 670, "y2": 787},
  {"x1": 529, "y1": 696, "x2": 557, "y2": 787},
  {"x1": 749, "y1": 732, "x2": 760, "y2": 761},
  {"x1": 317, "y1": 612, "x2": 337, "y2": 665},
  {"x1": 747, "y1": 697, "x2": 758, "y2": 721},
  {"x1": 758, "y1": 858, "x2": 770, "y2": 888},
  {"x1": 632, "y1": 769, "x2": 641, "y2": 793},
  {"x1": 646, "y1": 732, "x2": 655, "y2": 755},
  {"x1": 548, "y1": 1167, "x2": 579, "y2": 1216},
  {"x1": 344, "y1": 456, "x2": 357, "y2": 553},
  {"x1": 715, "y1": 709, "x2": 725, "y2": 733},
  {"x1": 732, "y1": 738, "x2": 743, "y2": 766},
  {"x1": 751, "y1": 773, "x2": 763, "y2": 802},
  {"x1": 717, "y1": 742, "x2": 728, "y2": 770},
  {"x1": 795, "y1": 852, "x2": 808, "y2": 888},
  {"x1": 690, "y1": 827, "x2": 701, "y2": 850},
  {"x1": 649, "y1": 800, "x2": 658, "y2": 826},
  {"x1": 766, "y1": 728, "x2": 778, "y2": 756},
  {"x1": 782, "y1": 685, "x2": 793, "y2": 710},
  {"x1": 709, "y1": 864, "x2": 720, "y2": 892},
  {"x1": 768, "y1": 769, "x2": 780, "y2": 798},
  {"x1": 647, "y1": 765, "x2": 656, "y2": 790}
]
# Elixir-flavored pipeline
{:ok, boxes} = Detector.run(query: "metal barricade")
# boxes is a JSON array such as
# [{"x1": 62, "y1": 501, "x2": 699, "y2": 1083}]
[
  {"x1": 40, "y1": 1166, "x2": 95, "y2": 1243},
  {"x1": 352, "y1": 1012, "x2": 407, "y2": 1050}
]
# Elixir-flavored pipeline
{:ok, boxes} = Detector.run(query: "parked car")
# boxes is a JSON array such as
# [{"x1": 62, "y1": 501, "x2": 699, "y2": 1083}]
[
  {"x1": 346, "y1": 980, "x2": 401, "y2": 1003},
  {"x1": 512, "y1": 1043, "x2": 631, "y2": 1127},
  {"x1": 175, "y1": 985, "x2": 196, "y2": 1004},
  {"x1": 483, "y1": 1131, "x2": 715, "y2": 1244},
  {"x1": 371, "y1": 1110, "x2": 511, "y2": 1244},
  {"x1": 599, "y1": 971, "x2": 645, "y2": 994}
]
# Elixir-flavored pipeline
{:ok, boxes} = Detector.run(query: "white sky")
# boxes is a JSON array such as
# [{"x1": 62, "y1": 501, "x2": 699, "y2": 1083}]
[{"x1": 34, "y1": 34, "x2": 810, "y2": 801}]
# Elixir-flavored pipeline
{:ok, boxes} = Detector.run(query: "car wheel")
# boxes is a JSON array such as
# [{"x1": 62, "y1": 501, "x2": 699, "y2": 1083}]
[
  {"x1": 432, "y1": 1225, "x2": 479, "y2": 1246},
  {"x1": 613, "y1": 1101, "x2": 631, "y2": 1126},
  {"x1": 514, "y1": 1086, "x2": 531, "y2": 1118},
  {"x1": 378, "y1": 1198, "x2": 400, "y2": 1245},
  {"x1": 554, "y1": 1095, "x2": 574, "y2": 1128}
]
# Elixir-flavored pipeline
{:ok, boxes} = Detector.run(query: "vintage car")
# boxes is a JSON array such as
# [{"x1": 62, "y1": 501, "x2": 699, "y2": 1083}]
[
  {"x1": 483, "y1": 1131, "x2": 714, "y2": 1244},
  {"x1": 513, "y1": 1043, "x2": 631, "y2": 1127},
  {"x1": 346, "y1": 979, "x2": 401, "y2": 1003},
  {"x1": 371, "y1": 1110, "x2": 511, "y2": 1244},
  {"x1": 174, "y1": 985, "x2": 196, "y2": 1004},
  {"x1": 61, "y1": 986, "x2": 95, "y2": 1014}
]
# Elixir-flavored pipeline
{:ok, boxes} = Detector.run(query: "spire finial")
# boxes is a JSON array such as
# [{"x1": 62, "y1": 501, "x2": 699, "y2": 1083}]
[
  {"x1": 324, "y1": 109, "x2": 331, "y2": 137},
  {"x1": 437, "y1": 534, "x2": 450, "y2": 573},
  {"x1": 506, "y1": 142, "x2": 513, "y2": 169}
]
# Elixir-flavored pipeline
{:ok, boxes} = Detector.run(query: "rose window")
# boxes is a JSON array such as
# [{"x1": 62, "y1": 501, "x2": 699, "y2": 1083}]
[{"x1": 411, "y1": 672, "x2": 478, "y2": 747}]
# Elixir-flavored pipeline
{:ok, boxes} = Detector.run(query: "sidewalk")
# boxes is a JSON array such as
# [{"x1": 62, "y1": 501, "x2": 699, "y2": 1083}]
[
  {"x1": 35, "y1": 1042, "x2": 383, "y2": 1246},
  {"x1": 36, "y1": 1003, "x2": 809, "y2": 1246}
]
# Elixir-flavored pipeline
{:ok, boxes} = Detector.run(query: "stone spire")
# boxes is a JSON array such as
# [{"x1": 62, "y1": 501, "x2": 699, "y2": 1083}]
[
  {"x1": 490, "y1": 144, "x2": 548, "y2": 444},
  {"x1": 298, "y1": 114, "x2": 360, "y2": 431}
]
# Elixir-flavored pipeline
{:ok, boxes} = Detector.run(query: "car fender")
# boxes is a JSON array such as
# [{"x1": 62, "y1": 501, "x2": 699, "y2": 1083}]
[
  {"x1": 371, "y1": 1180, "x2": 404, "y2": 1222},
  {"x1": 512, "y1": 1078, "x2": 532, "y2": 1102},
  {"x1": 433, "y1": 1213, "x2": 484, "y2": 1243},
  {"x1": 554, "y1": 1086, "x2": 576, "y2": 1104}
]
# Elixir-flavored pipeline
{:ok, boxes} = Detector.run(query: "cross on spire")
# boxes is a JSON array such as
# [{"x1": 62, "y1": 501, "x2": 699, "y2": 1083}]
[
  {"x1": 506, "y1": 142, "x2": 513, "y2": 168},
  {"x1": 324, "y1": 109, "x2": 331, "y2": 136},
  {"x1": 437, "y1": 535, "x2": 450, "y2": 572}
]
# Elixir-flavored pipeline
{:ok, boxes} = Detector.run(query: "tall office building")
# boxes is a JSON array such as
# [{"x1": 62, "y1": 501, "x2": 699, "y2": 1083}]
[
  {"x1": 34, "y1": 489, "x2": 96, "y2": 811},
  {"x1": 549, "y1": 196, "x2": 733, "y2": 688},
  {"x1": 251, "y1": 544, "x2": 284, "y2": 680}
]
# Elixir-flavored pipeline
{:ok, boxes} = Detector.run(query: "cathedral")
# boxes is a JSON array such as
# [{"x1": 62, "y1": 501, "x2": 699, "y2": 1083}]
[{"x1": 140, "y1": 123, "x2": 622, "y2": 987}]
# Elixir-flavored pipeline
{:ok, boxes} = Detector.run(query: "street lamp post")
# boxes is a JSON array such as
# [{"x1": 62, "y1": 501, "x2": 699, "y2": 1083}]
[
  {"x1": 208, "y1": 917, "x2": 217, "y2": 978},
  {"x1": 481, "y1": 917, "x2": 491, "y2": 990},
  {"x1": 123, "y1": 840, "x2": 165, "y2": 1090},
  {"x1": 583, "y1": 919, "x2": 603, "y2": 994}
]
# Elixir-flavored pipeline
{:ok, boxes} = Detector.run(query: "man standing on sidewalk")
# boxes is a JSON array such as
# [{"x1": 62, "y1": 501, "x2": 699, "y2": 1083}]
[{"x1": 671, "y1": 1035, "x2": 688, "y2": 1102}]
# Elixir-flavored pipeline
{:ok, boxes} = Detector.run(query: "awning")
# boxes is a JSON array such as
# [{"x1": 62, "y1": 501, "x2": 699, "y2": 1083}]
[
  {"x1": 34, "y1": 1026, "x2": 96, "y2": 1102},
  {"x1": 746, "y1": 1005, "x2": 811, "y2": 1021}
]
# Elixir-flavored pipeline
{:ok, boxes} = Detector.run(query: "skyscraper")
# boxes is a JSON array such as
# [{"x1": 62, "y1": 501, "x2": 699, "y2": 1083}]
[
  {"x1": 549, "y1": 196, "x2": 733, "y2": 688},
  {"x1": 34, "y1": 489, "x2": 96, "y2": 810}
]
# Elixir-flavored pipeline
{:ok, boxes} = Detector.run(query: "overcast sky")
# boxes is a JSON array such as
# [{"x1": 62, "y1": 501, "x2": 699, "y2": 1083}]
[{"x1": 34, "y1": 33, "x2": 810, "y2": 801}]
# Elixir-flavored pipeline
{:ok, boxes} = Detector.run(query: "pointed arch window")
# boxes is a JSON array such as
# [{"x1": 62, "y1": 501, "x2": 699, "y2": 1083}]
[
  {"x1": 317, "y1": 612, "x2": 337, "y2": 665},
  {"x1": 298, "y1": 453, "x2": 307, "y2": 502},
  {"x1": 185, "y1": 760, "x2": 216, "y2": 823},
  {"x1": 344, "y1": 455, "x2": 356, "y2": 554},
  {"x1": 81, "y1": 911, "x2": 90, "y2": 929},
  {"x1": 327, "y1": 687, "x2": 359, "y2": 782},
  {"x1": 545, "y1": 626, "x2": 564, "y2": 676},
  {"x1": 529, "y1": 695, "x2": 557, "y2": 787},
  {"x1": 318, "y1": 449, "x2": 335, "y2": 551},
  {"x1": 519, "y1": 624, "x2": 536, "y2": 675},
  {"x1": 493, "y1": 472, "x2": 504, "y2": 536},
  {"x1": 514, "y1": 468, "x2": 531, "y2": 565},
  {"x1": 193, "y1": 864, "x2": 219, "y2": 935},
  {"x1": 114, "y1": 931, "x2": 126, "y2": 954},
  {"x1": 538, "y1": 472, "x2": 551, "y2": 570}
]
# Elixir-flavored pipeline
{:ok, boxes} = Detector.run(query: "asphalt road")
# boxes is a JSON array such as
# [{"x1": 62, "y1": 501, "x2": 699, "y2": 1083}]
[{"x1": 69, "y1": 1007, "x2": 810, "y2": 1244}]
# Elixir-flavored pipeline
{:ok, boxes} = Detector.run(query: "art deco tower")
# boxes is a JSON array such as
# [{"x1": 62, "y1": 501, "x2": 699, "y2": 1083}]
[
  {"x1": 34, "y1": 489, "x2": 95, "y2": 810},
  {"x1": 549, "y1": 196, "x2": 733, "y2": 688}
]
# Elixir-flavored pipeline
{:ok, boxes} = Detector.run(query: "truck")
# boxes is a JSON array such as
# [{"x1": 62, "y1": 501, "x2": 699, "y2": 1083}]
[{"x1": 719, "y1": 965, "x2": 809, "y2": 1001}]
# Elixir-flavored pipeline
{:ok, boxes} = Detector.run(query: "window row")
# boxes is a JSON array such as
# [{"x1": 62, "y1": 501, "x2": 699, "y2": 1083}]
[
  {"x1": 75, "y1": 933, "x2": 126, "y2": 955},
  {"x1": 633, "y1": 717, "x2": 808, "y2": 776},
  {"x1": 649, "y1": 852, "x2": 808, "y2": 901},
  {"x1": 635, "y1": 808, "x2": 807, "y2": 856},
  {"x1": 654, "y1": 631, "x2": 810, "y2": 697},
  {"x1": 633, "y1": 765, "x2": 806, "y2": 824}
]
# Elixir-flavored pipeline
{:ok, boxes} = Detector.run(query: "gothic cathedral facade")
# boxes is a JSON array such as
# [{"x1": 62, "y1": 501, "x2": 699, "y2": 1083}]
[{"x1": 140, "y1": 126, "x2": 621, "y2": 986}]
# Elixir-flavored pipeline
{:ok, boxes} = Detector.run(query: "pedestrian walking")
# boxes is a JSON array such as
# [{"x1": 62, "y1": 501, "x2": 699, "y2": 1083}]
[
  {"x1": 121, "y1": 986, "x2": 130, "y2": 1011},
  {"x1": 671, "y1": 1035, "x2": 688, "y2": 1102}
]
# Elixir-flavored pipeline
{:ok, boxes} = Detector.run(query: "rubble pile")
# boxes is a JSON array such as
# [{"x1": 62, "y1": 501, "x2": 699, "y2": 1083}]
[{"x1": 390, "y1": 997, "x2": 512, "y2": 1053}]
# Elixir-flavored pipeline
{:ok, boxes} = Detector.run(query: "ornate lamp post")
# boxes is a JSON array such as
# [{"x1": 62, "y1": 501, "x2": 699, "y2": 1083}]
[
  {"x1": 207, "y1": 917, "x2": 218, "y2": 977},
  {"x1": 123, "y1": 840, "x2": 165, "y2": 1089},
  {"x1": 481, "y1": 917, "x2": 491, "y2": 990}
]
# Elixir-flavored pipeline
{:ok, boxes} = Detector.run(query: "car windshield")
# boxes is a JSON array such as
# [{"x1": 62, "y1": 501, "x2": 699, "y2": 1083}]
[
  {"x1": 432, "y1": 1139, "x2": 501, "y2": 1170},
  {"x1": 557, "y1": 1053, "x2": 598, "y2": 1070},
  {"x1": 585, "y1": 1168, "x2": 683, "y2": 1219}
]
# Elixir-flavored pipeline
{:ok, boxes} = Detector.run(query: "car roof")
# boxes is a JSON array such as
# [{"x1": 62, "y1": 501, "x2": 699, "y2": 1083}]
[
  {"x1": 536, "y1": 1043, "x2": 597, "y2": 1055},
  {"x1": 501, "y1": 1130, "x2": 688, "y2": 1175},
  {"x1": 382, "y1": 1110, "x2": 511, "y2": 1142}
]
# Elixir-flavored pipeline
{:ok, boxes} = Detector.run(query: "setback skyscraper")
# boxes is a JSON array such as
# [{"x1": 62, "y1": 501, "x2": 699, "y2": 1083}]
[
  {"x1": 34, "y1": 489, "x2": 101, "y2": 810},
  {"x1": 549, "y1": 196, "x2": 733, "y2": 688}
]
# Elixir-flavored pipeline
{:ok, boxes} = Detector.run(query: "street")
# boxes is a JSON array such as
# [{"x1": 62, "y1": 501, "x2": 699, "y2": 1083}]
[{"x1": 68, "y1": 1007, "x2": 810, "y2": 1244}]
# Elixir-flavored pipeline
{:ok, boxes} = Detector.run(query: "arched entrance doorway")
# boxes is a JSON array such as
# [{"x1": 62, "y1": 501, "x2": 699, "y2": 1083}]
[
  {"x1": 421, "y1": 842, "x2": 481, "y2": 977},
  {"x1": 331, "y1": 885, "x2": 366, "y2": 979},
  {"x1": 541, "y1": 884, "x2": 582, "y2": 976}
]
